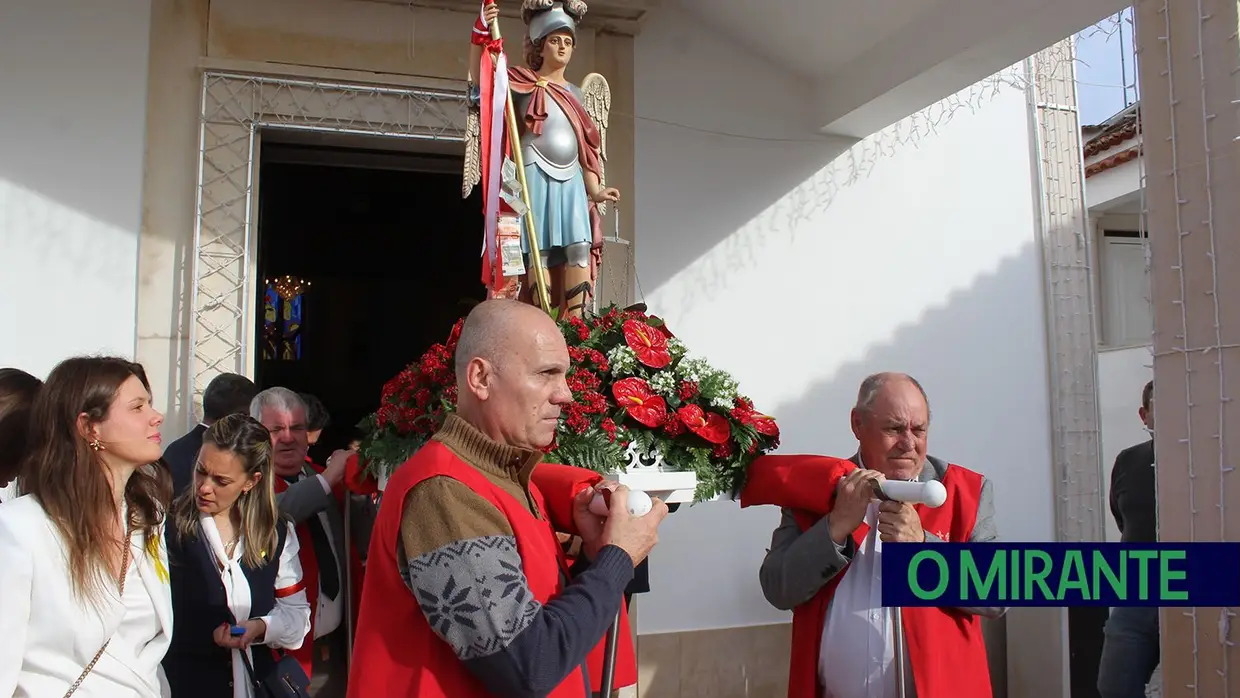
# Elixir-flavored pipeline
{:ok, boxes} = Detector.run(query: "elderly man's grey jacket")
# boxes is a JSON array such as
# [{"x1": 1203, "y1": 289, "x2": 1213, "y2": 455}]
[{"x1": 758, "y1": 454, "x2": 1005, "y2": 619}]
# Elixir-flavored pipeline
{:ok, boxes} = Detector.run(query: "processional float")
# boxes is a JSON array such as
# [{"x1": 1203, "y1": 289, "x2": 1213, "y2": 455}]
[{"x1": 347, "y1": 6, "x2": 784, "y2": 696}]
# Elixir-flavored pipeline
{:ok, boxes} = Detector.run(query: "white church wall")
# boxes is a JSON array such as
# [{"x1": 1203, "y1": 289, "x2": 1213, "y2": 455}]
[
  {"x1": 633, "y1": 4, "x2": 1056, "y2": 634},
  {"x1": 0, "y1": 0, "x2": 153, "y2": 377}
]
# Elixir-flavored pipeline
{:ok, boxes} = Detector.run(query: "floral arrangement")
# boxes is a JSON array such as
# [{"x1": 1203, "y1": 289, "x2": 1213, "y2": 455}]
[{"x1": 355, "y1": 304, "x2": 780, "y2": 500}]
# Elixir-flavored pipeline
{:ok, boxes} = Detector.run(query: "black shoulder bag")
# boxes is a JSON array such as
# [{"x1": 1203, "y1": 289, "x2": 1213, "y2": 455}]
[{"x1": 236, "y1": 641, "x2": 311, "y2": 698}]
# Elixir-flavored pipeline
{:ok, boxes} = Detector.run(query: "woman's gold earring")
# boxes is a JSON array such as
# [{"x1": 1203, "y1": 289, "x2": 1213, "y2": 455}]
[{"x1": 88, "y1": 438, "x2": 103, "y2": 452}]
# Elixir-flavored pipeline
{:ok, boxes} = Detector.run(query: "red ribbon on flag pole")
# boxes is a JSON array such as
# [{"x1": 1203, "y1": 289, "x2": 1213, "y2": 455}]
[{"x1": 473, "y1": 1, "x2": 514, "y2": 294}]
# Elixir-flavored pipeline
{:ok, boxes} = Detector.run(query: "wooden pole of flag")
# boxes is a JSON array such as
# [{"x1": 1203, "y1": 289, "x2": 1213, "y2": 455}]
[{"x1": 487, "y1": 10, "x2": 554, "y2": 316}]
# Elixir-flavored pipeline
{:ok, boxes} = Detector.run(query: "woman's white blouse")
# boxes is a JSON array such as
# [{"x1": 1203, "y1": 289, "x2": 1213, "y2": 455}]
[
  {"x1": 115, "y1": 553, "x2": 162, "y2": 670},
  {"x1": 200, "y1": 516, "x2": 310, "y2": 698}
]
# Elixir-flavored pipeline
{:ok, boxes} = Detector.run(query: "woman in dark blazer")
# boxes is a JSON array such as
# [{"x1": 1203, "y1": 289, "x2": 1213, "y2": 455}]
[{"x1": 162, "y1": 414, "x2": 310, "y2": 698}]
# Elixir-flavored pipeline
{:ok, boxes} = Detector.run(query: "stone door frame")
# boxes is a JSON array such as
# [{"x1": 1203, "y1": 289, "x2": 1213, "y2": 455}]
[{"x1": 188, "y1": 70, "x2": 469, "y2": 426}]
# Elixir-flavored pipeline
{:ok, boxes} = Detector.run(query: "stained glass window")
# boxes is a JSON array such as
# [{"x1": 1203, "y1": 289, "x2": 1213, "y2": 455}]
[{"x1": 262, "y1": 280, "x2": 305, "y2": 361}]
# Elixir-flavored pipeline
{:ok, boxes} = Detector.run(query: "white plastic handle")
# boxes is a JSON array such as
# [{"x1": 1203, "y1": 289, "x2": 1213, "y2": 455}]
[
  {"x1": 589, "y1": 489, "x2": 653, "y2": 517},
  {"x1": 879, "y1": 480, "x2": 948, "y2": 508}
]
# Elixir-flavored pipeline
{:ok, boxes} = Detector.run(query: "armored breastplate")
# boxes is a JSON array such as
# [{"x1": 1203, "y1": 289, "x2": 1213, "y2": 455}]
[{"x1": 513, "y1": 86, "x2": 582, "y2": 182}]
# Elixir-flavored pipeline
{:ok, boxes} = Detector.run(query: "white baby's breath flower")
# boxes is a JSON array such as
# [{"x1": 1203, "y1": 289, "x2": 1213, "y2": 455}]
[
  {"x1": 676, "y1": 356, "x2": 709, "y2": 383},
  {"x1": 607, "y1": 345, "x2": 638, "y2": 376},
  {"x1": 649, "y1": 371, "x2": 678, "y2": 399},
  {"x1": 667, "y1": 337, "x2": 688, "y2": 360}
]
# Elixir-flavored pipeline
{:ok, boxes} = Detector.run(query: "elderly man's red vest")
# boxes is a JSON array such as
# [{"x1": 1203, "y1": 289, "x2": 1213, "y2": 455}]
[
  {"x1": 347, "y1": 442, "x2": 588, "y2": 698},
  {"x1": 272, "y1": 462, "x2": 364, "y2": 680},
  {"x1": 741, "y1": 456, "x2": 992, "y2": 698}
]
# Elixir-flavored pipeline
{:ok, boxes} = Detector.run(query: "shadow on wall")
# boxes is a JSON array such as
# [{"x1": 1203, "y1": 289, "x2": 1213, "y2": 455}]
[
  {"x1": 639, "y1": 242, "x2": 1046, "y2": 696},
  {"x1": 764, "y1": 241, "x2": 1054, "y2": 541},
  {"x1": 632, "y1": 7, "x2": 1027, "y2": 303}
]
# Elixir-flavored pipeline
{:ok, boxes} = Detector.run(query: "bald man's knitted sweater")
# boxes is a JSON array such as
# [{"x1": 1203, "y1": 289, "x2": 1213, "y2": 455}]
[{"x1": 391, "y1": 415, "x2": 634, "y2": 696}]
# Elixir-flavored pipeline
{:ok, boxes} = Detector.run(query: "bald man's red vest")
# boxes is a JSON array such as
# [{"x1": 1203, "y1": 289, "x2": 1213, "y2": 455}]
[
  {"x1": 740, "y1": 455, "x2": 992, "y2": 698},
  {"x1": 348, "y1": 445, "x2": 591, "y2": 697}
]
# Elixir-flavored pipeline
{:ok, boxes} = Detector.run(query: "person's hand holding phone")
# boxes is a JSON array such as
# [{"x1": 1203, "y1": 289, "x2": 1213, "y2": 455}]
[{"x1": 213, "y1": 620, "x2": 267, "y2": 650}]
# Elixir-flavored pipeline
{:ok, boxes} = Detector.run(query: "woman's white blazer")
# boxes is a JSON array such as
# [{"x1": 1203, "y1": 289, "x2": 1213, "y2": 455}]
[{"x1": 0, "y1": 495, "x2": 173, "y2": 697}]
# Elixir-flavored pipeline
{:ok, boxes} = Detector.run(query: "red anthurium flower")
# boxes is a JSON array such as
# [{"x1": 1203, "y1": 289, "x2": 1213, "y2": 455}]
[
  {"x1": 751, "y1": 414, "x2": 780, "y2": 438},
  {"x1": 613, "y1": 377, "x2": 668, "y2": 428},
  {"x1": 622, "y1": 320, "x2": 672, "y2": 369},
  {"x1": 649, "y1": 316, "x2": 675, "y2": 339},
  {"x1": 676, "y1": 404, "x2": 731, "y2": 445}
]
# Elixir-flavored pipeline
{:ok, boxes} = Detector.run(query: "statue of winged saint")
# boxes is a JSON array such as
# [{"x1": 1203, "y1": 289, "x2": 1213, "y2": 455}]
[{"x1": 465, "y1": 0, "x2": 618, "y2": 319}]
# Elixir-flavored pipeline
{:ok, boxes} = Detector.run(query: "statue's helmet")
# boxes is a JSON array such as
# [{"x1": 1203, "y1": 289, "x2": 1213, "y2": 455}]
[{"x1": 527, "y1": 1, "x2": 577, "y2": 43}]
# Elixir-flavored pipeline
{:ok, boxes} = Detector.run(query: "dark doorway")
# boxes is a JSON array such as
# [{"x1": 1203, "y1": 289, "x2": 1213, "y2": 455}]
[{"x1": 254, "y1": 140, "x2": 484, "y2": 462}]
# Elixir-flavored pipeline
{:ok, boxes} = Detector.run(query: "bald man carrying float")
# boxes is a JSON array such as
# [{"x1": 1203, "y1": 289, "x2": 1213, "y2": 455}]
[
  {"x1": 753, "y1": 373, "x2": 1004, "y2": 698},
  {"x1": 348, "y1": 300, "x2": 669, "y2": 698}
]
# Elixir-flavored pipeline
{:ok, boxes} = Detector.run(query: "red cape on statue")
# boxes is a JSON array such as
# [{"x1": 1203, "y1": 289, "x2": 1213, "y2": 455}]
[
  {"x1": 739, "y1": 454, "x2": 993, "y2": 698},
  {"x1": 273, "y1": 460, "x2": 366, "y2": 681}
]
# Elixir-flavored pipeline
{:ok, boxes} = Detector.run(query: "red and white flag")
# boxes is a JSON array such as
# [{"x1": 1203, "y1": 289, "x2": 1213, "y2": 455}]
[{"x1": 473, "y1": 1, "x2": 512, "y2": 294}]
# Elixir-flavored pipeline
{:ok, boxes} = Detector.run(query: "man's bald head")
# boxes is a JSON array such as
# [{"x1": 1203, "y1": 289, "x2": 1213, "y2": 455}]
[
  {"x1": 453, "y1": 300, "x2": 571, "y2": 450},
  {"x1": 454, "y1": 300, "x2": 556, "y2": 376},
  {"x1": 850, "y1": 372, "x2": 931, "y2": 480}
]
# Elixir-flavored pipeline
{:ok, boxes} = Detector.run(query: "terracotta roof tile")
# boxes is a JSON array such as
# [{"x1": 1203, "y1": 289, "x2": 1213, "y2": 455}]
[
  {"x1": 1085, "y1": 144, "x2": 1141, "y2": 178},
  {"x1": 1083, "y1": 112, "x2": 1139, "y2": 158}
]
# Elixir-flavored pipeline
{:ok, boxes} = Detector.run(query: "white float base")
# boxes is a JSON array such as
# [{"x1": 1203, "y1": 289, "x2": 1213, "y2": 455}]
[{"x1": 607, "y1": 469, "x2": 698, "y2": 505}]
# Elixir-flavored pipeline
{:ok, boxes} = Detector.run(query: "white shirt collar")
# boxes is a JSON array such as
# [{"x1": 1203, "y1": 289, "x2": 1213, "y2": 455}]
[{"x1": 198, "y1": 513, "x2": 245, "y2": 568}]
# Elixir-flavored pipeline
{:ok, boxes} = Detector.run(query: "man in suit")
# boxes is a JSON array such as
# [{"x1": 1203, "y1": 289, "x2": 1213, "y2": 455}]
[
  {"x1": 1097, "y1": 380, "x2": 1159, "y2": 698},
  {"x1": 164, "y1": 373, "x2": 256, "y2": 495},
  {"x1": 251, "y1": 387, "x2": 356, "y2": 697},
  {"x1": 301, "y1": 392, "x2": 333, "y2": 466}
]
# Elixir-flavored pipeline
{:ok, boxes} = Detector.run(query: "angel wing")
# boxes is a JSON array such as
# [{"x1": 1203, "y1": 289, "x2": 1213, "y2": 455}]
[
  {"x1": 579, "y1": 72, "x2": 612, "y2": 216},
  {"x1": 462, "y1": 100, "x2": 482, "y2": 199}
]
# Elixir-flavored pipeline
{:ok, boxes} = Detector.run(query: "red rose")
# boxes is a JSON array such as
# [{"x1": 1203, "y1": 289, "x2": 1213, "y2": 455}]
[{"x1": 678, "y1": 380, "x2": 699, "y2": 401}]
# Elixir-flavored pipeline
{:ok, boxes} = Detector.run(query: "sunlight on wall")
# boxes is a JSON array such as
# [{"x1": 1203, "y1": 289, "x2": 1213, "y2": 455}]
[
  {"x1": 633, "y1": 6, "x2": 1055, "y2": 634},
  {"x1": 0, "y1": 179, "x2": 140, "y2": 375},
  {"x1": 0, "y1": 0, "x2": 151, "y2": 377}
]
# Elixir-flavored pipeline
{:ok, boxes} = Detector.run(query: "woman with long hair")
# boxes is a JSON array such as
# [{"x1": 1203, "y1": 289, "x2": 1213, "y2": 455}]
[
  {"x1": 0, "y1": 356, "x2": 172, "y2": 697},
  {"x1": 0, "y1": 367, "x2": 42, "y2": 502},
  {"x1": 162, "y1": 413, "x2": 310, "y2": 698}
]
